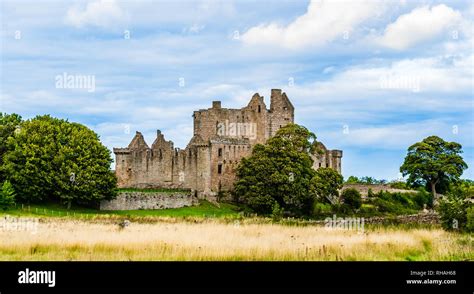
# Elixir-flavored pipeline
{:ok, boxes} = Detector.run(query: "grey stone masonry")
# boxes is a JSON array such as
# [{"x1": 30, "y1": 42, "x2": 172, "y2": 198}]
[{"x1": 100, "y1": 191, "x2": 197, "y2": 210}]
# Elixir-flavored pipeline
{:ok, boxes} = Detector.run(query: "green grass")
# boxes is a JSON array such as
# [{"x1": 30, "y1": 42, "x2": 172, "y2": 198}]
[
  {"x1": 109, "y1": 201, "x2": 240, "y2": 218},
  {"x1": 0, "y1": 200, "x2": 241, "y2": 219}
]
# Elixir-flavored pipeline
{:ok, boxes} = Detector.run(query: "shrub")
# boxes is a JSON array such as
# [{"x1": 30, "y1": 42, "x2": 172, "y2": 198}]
[
  {"x1": 333, "y1": 203, "x2": 351, "y2": 214},
  {"x1": 313, "y1": 202, "x2": 333, "y2": 216},
  {"x1": 341, "y1": 188, "x2": 362, "y2": 210},
  {"x1": 389, "y1": 181, "x2": 410, "y2": 190},
  {"x1": 271, "y1": 202, "x2": 283, "y2": 221},
  {"x1": 413, "y1": 189, "x2": 432, "y2": 209},
  {"x1": 0, "y1": 180, "x2": 16, "y2": 210},
  {"x1": 371, "y1": 198, "x2": 397, "y2": 213},
  {"x1": 359, "y1": 204, "x2": 377, "y2": 215},
  {"x1": 370, "y1": 197, "x2": 417, "y2": 215},
  {"x1": 466, "y1": 206, "x2": 474, "y2": 232},
  {"x1": 437, "y1": 195, "x2": 468, "y2": 231},
  {"x1": 367, "y1": 188, "x2": 375, "y2": 198},
  {"x1": 392, "y1": 192, "x2": 413, "y2": 206}
]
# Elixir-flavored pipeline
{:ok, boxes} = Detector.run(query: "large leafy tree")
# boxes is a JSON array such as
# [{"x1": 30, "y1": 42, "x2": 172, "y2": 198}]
[
  {"x1": 0, "y1": 113, "x2": 23, "y2": 182},
  {"x1": 235, "y1": 123, "x2": 320, "y2": 216},
  {"x1": 400, "y1": 136, "x2": 467, "y2": 201},
  {"x1": 3, "y1": 115, "x2": 117, "y2": 208},
  {"x1": 310, "y1": 167, "x2": 343, "y2": 204}
]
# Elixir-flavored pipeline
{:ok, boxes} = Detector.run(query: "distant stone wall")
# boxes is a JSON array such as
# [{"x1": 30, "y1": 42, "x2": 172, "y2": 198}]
[
  {"x1": 100, "y1": 191, "x2": 197, "y2": 211},
  {"x1": 363, "y1": 212, "x2": 440, "y2": 225},
  {"x1": 313, "y1": 212, "x2": 440, "y2": 225},
  {"x1": 341, "y1": 184, "x2": 418, "y2": 198}
]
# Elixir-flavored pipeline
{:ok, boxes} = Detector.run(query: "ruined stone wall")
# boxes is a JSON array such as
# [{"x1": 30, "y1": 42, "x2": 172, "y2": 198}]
[
  {"x1": 114, "y1": 131, "x2": 176, "y2": 188},
  {"x1": 193, "y1": 96, "x2": 268, "y2": 145},
  {"x1": 114, "y1": 89, "x2": 341, "y2": 198},
  {"x1": 209, "y1": 139, "x2": 252, "y2": 193},
  {"x1": 268, "y1": 89, "x2": 294, "y2": 137},
  {"x1": 100, "y1": 191, "x2": 197, "y2": 210},
  {"x1": 362, "y1": 212, "x2": 439, "y2": 225},
  {"x1": 311, "y1": 147, "x2": 343, "y2": 174},
  {"x1": 341, "y1": 184, "x2": 418, "y2": 197}
]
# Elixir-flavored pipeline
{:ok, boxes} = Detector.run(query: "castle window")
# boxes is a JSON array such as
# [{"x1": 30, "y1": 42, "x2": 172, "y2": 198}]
[
  {"x1": 319, "y1": 163, "x2": 321, "y2": 167},
  {"x1": 283, "y1": 107, "x2": 288, "y2": 110},
  {"x1": 218, "y1": 148, "x2": 222, "y2": 157},
  {"x1": 258, "y1": 105, "x2": 261, "y2": 113},
  {"x1": 218, "y1": 164, "x2": 222, "y2": 174},
  {"x1": 284, "y1": 118, "x2": 289, "y2": 121}
]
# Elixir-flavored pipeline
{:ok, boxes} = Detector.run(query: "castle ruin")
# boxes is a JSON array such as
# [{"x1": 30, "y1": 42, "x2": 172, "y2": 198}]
[{"x1": 114, "y1": 89, "x2": 342, "y2": 198}]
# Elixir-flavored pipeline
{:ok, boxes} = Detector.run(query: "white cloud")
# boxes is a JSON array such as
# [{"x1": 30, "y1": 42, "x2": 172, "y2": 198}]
[
  {"x1": 333, "y1": 120, "x2": 473, "y2": 149},
  {"x1": 241, "y1": 0, "x2": 385, "y2": 49},
  {"x1": 378, "y1": 4, "x2": 463, "y2": 50},
  {"x1": 292, "y1": 54, "x2": 473, "y2": 107},
  {"x1": 65, "y1": 0, "x2": 126, "y2": 28}
]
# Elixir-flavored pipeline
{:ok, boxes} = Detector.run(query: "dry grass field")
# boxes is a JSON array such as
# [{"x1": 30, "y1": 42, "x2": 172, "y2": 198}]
[{"x1": 0, "y1": 218, "x2": 472, "y2": 261}]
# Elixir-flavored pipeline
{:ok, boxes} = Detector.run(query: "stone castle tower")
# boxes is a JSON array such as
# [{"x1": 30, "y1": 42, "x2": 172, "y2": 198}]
[{"x1": 114, "y1": 89, "x2": 342, "y2": 198}]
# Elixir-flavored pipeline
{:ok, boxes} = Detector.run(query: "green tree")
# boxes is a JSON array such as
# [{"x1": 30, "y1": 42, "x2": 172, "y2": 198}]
[
  {"x1": 341, "y1": 188, "x2": 362, "y2": 210},
  {"x1": 400, "y1": 136, "x2": 467, "y2": 202},
  {"x1": 0, "y1": 180, "x2": 16, "y2": 210},
  {"x1": 3, "y1": 115, "x2": 117, "y2": 208},
  {"x1": 437, "y1": 179, "x2": 473, "y2": 232},
  {"x1": 360, "y1": 176, "x2": 376, "y2": 184},
  {"x1": 310, "y1": 167, "x2": 343, "y2": 204},
  {"x1": 345, "y1": 176, "x2": 359, "y2": 184},
  {"x1": 0, "y1": 113, "x2": 23, "y2": 182},
  {"x1": 235, "y1": 124, "x2": 319, "y2": 216}
]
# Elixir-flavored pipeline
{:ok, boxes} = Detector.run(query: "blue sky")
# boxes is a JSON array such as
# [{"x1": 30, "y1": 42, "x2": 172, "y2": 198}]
[{"x1": 1, "y1": 0, "x2": 473, "y2": 181}]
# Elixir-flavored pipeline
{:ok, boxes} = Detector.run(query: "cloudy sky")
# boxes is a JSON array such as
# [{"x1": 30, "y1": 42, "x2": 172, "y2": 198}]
[{"x1": 1, "y1": 0, "x2": 473, "y2": 180}]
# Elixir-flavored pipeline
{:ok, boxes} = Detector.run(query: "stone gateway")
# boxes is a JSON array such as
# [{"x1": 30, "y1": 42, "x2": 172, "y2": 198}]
[{"x1": 114, "y1": 89, "x2": 342, "y2": 199}]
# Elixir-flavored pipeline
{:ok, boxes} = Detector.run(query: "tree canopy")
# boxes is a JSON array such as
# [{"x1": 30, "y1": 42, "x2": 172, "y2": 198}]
[
  {"x1": 0, "y1": 113, "x2": 22, "y2": 182},
  {"x1": 310, "y1": 167, "x2": 343, "y2": 204},
  {"x1": 2, "y1": 115, "x2": 117, "y2": 207},
  {"x1": 400, "y1": 136, "x2": 467, "y2": 200},
  {"x1": 235, "y1": 123, "x2": 328, "y2": 216}
]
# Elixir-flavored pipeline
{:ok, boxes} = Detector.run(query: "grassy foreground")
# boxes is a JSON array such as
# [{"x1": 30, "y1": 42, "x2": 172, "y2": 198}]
[
  {"x1": 2, "y1": 200, "x2": 241, "y2": 219},
  {"x1": 0, "y1": 218, "x2": 472, "y2": 261}
]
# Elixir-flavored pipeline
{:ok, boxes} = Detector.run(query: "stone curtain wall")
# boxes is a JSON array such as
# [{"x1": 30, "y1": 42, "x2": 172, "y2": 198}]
[
  {"x1": 341, "y1": 184, "x2": 418, "y2": 197},
  {"x1": 100, "y1": 191, "x2": 197, "y2": 211}
]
